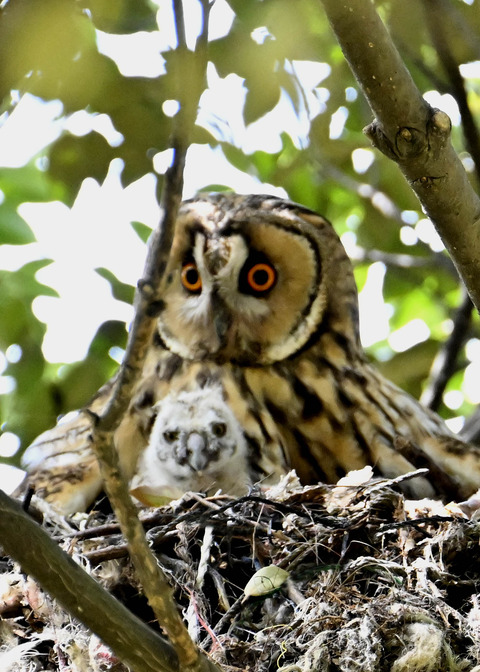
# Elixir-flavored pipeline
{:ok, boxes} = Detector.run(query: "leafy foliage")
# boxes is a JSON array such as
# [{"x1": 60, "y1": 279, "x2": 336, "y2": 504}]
[{"x1": 0, "y1": 0, "x2": 479, "y2": 462}]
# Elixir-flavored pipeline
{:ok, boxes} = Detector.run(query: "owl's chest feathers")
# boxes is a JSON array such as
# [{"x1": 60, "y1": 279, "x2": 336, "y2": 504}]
[
  {"x1": 233, "y1": 338, "x2": 464, "y2": 491},
  {"x1": 135, "y1": 333, "x2": 480, "y2": 498}
]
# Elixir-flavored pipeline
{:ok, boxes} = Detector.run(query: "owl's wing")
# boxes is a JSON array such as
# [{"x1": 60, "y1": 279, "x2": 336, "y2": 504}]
[
  {"x1": 21, "y1": 411, "x2": 92, "y2": 471},
  {"x1": 13, "y1": 412, "x2": 102, "y2": 515},
  {"x1": 14, "y1": 380, "x2": 116, "y2": 515}
]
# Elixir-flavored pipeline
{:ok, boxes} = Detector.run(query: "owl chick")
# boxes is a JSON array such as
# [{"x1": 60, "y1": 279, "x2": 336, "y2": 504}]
[{"x1": 129, "y1": 385, "x2": 251, "y2": 505}]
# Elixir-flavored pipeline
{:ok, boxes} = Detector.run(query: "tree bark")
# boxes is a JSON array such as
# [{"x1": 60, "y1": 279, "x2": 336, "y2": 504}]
[
  {"x1": 0, "y1": 490, "x2": 180, "y2": 672},
  {"x1": 319, "y1": 0, "x2": 480, "y2": 311}
]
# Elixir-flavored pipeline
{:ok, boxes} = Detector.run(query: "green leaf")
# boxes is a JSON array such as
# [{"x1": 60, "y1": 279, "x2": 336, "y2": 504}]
[
  {"x1": 79, "y1": 0, "x2": 157, "y2": 33},
  {"x1": 53, "y1": 320, "x2": 127, "y2": 412},
  {"x1": 244, "y1": 566, "x2": 290, "y2": 598},
  {"x1": 95, "y1": 267, "x2": 135, "y2": 304},
  {"x1": 244, "y1": 74, "x2": 281, "y2": 125},
  {"x1": 0, "y1": 164, "x2": 66, "y2": 204},
  {"x1": 130, "y1": 221, "x2": 153, "y2": 244},
  {"x1": 0, "y1": 208, "x2": 35, "y2": 244},
  {"x1": 48, "y1": 132, "x2": 115, "y2": 201}
]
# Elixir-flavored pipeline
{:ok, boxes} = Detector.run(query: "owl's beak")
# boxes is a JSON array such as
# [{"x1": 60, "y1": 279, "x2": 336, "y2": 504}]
[
  {"x1": 211, "y1": 291, "x2": 232, "y2": 347},
  {"x1": 186, "y1": 431, "x2": 209, "y2": 472}
]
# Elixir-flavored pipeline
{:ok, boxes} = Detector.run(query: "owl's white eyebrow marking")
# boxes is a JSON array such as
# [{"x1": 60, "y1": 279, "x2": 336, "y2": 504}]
[{"x1": 204, "y1": 238, "x2": 232, "y2": 274}]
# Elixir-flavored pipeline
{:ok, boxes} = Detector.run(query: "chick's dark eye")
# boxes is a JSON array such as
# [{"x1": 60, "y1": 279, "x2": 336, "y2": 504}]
[
  {"x1": 181, "y1": 262, "x2": 202, "y2": 293},
  {"x1": 164, "y1": 430, "x2": 179, "y2": 443},
  {"x1": 212, "y1": 422, "x2": 227, "y2": 438}
]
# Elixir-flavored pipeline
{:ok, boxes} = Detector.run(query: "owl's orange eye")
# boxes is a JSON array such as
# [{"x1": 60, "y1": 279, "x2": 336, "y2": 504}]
[
  {"x1": 246, "y1": 263, "x2": 276, "y2": 293},
  {"x1": 181, "y1": 262, "x2": 202, "y2": 293}
]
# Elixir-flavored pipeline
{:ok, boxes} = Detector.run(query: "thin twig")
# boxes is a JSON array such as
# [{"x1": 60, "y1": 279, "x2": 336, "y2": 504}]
[
  {"x1": 82, "y1": 2, "x2": 220, "y2": 670},
  {"x1": 460, "y1": 407, "x2": 480, "y2": 445},
  {"x1": 422, "y1": 0, "x2": 480, "y2": 190},
  {"x1": 420, "y1": 289, "x2": 473, "y2": 411}
]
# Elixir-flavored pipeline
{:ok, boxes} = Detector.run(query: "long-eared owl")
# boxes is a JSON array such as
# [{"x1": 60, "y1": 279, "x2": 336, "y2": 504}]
[{"x1": 18, "y1": 193, "x2": 480, "y2": 513}]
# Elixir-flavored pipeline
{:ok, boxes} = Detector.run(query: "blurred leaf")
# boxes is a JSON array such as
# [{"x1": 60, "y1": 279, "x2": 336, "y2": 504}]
[
  {"x1": 0, "y1": 260, "x2": 57, "y2": 348},
  {"x1": 244, "y1": 73, "x2": 281, "y2": 124},
  {"x1": 95, "y1": 267, "x2": 135, "y2": 304},
  {"x1": 52, "y1": 320, "x2": 127, "y2": 413},
  {"x1": 0, "y1": 164, "x2": 65, "y2": 204},
  {"x1": 0, "y1": 342, "x2": 58, "y2": 451},
  {"x1": 48, "y1": 132, "x2": 115, "y2": 200},
  {"x1": 0, "y1": 0, "x2": 102, "y2": 106},
  {"x1": 130, "y1": 221, "x2": 153, "y2": 243},
  {"x1": 375, "y1": 339, "x2": 440, "y2": 399},
  {"x1": 0, "y1": 208, "x2": 35, "y2": 245},
  {"x1": 0, "y1": 164, "x2": 66, "y2": 244},
  {"x1": 0, "y1": 260, "x2": 60, "y2": 447},
  {"x1": 79, "y1": 0, "x2": 157, "y2": 33}
]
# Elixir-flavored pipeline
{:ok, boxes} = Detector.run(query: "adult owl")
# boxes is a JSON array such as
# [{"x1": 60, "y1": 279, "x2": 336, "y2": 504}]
[{"x1": 17, "y1": 193, "x2": 480, "y2": 513}]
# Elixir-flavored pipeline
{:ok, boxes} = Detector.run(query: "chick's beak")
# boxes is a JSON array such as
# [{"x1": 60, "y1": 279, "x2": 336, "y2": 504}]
[{"x1": 186, "y1": 431, "x2": 209, "y2": 472}]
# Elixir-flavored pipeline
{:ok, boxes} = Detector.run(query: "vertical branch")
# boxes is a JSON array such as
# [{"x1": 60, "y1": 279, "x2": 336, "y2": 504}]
[
  {"x1": 85, "y1": 3, "x2": 221, "y2": 672},
  {"x1": 422, "y1": 0, "x2": 480, "y2": 190},
  {"x1": 173, "y1": 0, "x2": 187, "y2": 50},
  {"x1": 0, "y1": 491, "x2": 180, "y2": 672},
  {"x1": 420, "y1": 290, "x2": 473, "y2": 411},
  {"x1": 416, "y1": 0, "x2": 480, "y2": 411}
]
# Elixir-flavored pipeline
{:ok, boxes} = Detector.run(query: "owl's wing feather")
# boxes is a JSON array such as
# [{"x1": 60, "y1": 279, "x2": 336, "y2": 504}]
[
  {"x1": 22, "y1": 412, "x2": 92, "y2": 470},
  {"x1": 14, "y1": 379, "x2": 117, "y2": 514}
]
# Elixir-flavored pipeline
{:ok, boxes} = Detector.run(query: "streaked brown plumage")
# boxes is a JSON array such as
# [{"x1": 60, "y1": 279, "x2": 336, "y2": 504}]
[{"x1": 17, "y1": 193, "x2": 480, "y2": 513}]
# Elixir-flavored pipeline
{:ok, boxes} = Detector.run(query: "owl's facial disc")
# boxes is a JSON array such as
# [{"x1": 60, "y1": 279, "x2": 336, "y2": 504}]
[{"x1": 157, "y1": 206, "x2": 328, "y2": 365}]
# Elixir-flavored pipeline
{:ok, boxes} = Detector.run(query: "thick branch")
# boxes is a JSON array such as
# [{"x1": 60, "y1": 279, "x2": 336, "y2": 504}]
[
  {"x1": 319, "y1": 0, "x2": 480, "y2": 311},
  {"x1": 0, "y1": 490, "x2": 179, "y2": 672},
  {"x1": 422, "y1": 0, "x2": 480, "y2": 189}
]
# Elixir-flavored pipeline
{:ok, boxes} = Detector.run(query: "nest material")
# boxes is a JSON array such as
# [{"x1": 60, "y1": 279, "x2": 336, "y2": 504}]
[{"x1": 2, "y1": 468, "x2": 480, "y2": 672}]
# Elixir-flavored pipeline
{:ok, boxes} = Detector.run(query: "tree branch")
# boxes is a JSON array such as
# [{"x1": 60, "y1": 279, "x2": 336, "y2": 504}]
[
  {"x1": 319, "y1": 0, "x2": 480, "y2": 311},
  {"x1": 0, "y1": 490, "x2": 179, "y2": 672},
  {"x1": 422, "y1": 0, "x2": 480, "y2": 191},
  {"x1": 420, "y1": 289, "x2": 473, "y2": 411}
]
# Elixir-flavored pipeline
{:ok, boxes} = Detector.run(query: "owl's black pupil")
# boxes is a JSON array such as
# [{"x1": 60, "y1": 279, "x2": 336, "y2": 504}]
[
  {"x1": 252, "y1": 269, "x2": 269, "y2": 287},
  {"x1": 186, "y1": 268, "x2": 199, "y2": 284}
]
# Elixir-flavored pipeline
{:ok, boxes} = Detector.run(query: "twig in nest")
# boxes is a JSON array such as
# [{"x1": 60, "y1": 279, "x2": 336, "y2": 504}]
[
  {"x1": 187, "y1": 525, "x2": 216, "y2": 643},
  {"x1": 377, "y1": 515, "x2": 456, "y2": 535}
]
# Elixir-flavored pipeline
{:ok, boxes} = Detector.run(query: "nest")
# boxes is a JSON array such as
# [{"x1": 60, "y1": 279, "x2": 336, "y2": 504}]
[{"x1": 2, "y1": 468, "x2": 480, "y2": 672}]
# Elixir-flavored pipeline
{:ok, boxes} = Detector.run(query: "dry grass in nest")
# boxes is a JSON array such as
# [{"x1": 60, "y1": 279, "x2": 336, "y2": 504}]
[{"x1": 2, "y1": 468, "x2": 480, "y2": 672}]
